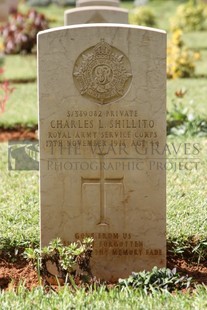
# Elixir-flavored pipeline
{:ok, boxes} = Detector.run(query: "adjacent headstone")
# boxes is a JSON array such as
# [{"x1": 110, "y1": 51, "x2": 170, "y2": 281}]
[
  {"x1": 76, "y1": 0, "x2": 119, "y2": 7},
  {"x1": 64, "y1": 7, "x2": 128, "y2": 25},
  {"x1": 0, "y1": 0, "x2": 9, "y2": 22},
  {"x1": 134, "y1": 0, "x2": 148, "y2": 7},
  {"x1": 38, "y1": 24, "x2": 166, "y2": 281}
]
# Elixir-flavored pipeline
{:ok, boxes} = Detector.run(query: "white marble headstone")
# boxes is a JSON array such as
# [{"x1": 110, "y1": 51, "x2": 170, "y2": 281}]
[
  {"x1": 76, "y1": 0, "x2": 120, "y2": 7},
  {"x1": 38, "y1": 24, "x2": 166, "y2": 281},
  {"x1": 64, "y1": 6, "x2": 128, "y2": 25}
]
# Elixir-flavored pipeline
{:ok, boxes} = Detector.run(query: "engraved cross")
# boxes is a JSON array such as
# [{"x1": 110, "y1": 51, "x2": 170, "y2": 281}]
[{"x1": 81, "y1": 156, "x2": 124, "y2": 226}]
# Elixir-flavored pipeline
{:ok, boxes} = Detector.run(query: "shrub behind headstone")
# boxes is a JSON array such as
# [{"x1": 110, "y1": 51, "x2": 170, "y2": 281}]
[
  {"x1": 1, "y1": 10, "x2": 49, "y2": 54},
  {"x1": 171, "y1": 1, "x2": 207, "y2": 32}
]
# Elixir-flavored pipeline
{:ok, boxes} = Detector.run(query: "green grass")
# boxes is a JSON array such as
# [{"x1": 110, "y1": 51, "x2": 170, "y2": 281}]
[
  {"x1": 1, "y1": 55, "x2": 37, "y2": 82},
  {"x1": 0, "y1": 143, "x2": 39, "y2": 249},
  {"x1": 0, "y1": 83, "x2": 37, "y2": 128},
  {"x1": 167, "y1": 136, "x2": 207, "y2": 241},
  {"x1": 167, "y1": 78, "x2": 207, "y2": 117},
  {"x1": 120, "y1": 0, "x2": 134, "y2": 10},
  {"x1": 0, "y1": 285, "x2": 207, "y2": 309},
  {"x1": 195, "y1": 51, "x2": 207, "y2": 77},
  {"x1": 128, "y1": 0, "x2": 187, "y2": 31},
  {"x1": 146, "y1": 0, "x2": 185, "y2": 31},
  {"x1": 184, "y1": 32, "x2": 207, "y2": 50}
]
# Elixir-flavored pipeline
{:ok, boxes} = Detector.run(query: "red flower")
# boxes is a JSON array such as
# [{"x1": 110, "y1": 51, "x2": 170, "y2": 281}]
[{"x1": 0, "y1": 81, "x2": 15, "y2": 114}]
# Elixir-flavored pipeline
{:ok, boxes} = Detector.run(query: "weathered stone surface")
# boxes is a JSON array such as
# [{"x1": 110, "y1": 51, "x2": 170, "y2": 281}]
[
  {"x1": 38, "y1": 24, "x2": 166, "y2": 281},
  {"x1": 76, "y1": 0, "x2": 120, "y2": 7},
  {"x1": 64, "y1": 6, "x2": 128, "y2": 25}
]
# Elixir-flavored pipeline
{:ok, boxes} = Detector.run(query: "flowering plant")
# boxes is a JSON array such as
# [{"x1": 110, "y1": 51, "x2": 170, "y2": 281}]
[
  {"x1": 0, "y1": 69, "x2": 15, "y2": 114},
  {"x1": 167, "y1": 29, "x2": 199, "y2": 79}
]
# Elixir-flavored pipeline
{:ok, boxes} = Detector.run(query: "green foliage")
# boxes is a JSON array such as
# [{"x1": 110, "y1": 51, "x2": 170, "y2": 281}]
[
  {"x1": 168, "y1": 236, "x2": 207, "y2": 264},
  {"x1": 53, "y1": 0, "x2": 75, "y2": 6},
  {"x1": 0, "y1": 78, "x2": 15, "y2": 114},
  {"x1": 167, "y1": 90, "x2": 207, "y2": 136},
  {"x1": 0, "y1": 83, "x2": 37, "y2": 128},
  {"x1": 167, "y1": 136, "x2": 207, "y2": 252},
  {"x1": 130, "y1": 6, "x2": 157, "y2": 27},
  {"x1": 27, "y1": 0, "x2": 75, "y2": 6},
  {"x1": 118, "y1": 267, "x2": 192, "y2": 292},
  {"x1": 171, "y1": 1, "x2": 207, "y2": 32},
  {"x1": 1, "y1": 55, "x2": 37, "y2": 82},
  {"x1": 0, "y1": 143, "x2": 39, "y2": 254},
  {"x1": 1, "y1": 10, "x2": 49, "y2": 54},
  {"x1": 0, "y1": 54, "x2": 4, "y2": 68},
  {"x1": 0, "y1": 284, "x2": 207, "y2": 309},
  {"x1": 24, "y1": 237, "x2": 94, "y2": 283},
  {"x1": 191, "y1": 238, "x2": 207, "y2": 264},
  {"x1": 27, "y1": 0, "x2": 51, "y2": 6}
]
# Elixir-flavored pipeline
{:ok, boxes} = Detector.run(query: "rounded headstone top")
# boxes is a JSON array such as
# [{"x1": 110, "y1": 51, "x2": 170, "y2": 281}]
[{"x1": 76, "y1": 0, "x2": 120, "y2": 7}]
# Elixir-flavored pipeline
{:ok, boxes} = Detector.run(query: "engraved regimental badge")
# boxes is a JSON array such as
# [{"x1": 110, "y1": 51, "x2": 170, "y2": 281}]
[{"x1": 73, "y1": 39, "x2": 132, "y2": 104}]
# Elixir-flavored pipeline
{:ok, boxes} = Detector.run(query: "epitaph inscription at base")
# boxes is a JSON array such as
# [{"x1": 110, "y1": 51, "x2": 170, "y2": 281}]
[{"x1": 38, "y1": 24, "x2": 166, "y2": 281}]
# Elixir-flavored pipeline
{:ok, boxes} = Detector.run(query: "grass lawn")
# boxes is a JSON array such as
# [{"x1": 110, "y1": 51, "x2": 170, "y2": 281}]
[
  {"x1": 137, "y1": 0, "x2": 185, "y2": 31},
  {"x1": 167, "y1": 136, "x2": 207, "y2": 241},
  {"x1": 167, "y1": 78, "x2": 207, "y2": 116},
  {"x1": 1, "y1": 55, "x2": 37, "y2": 82},
  {"x1": 0, "y1": 83, "x2": 37, "y2": 128},
  {"x1": 0, "y1": 285, "x2": 207, "y2": 309},
  {"x1": 0, "y1": 0, "x2": 207, "y2": 306},
  {"x1": 0, "y1": 143, "x2": 39, "y2": 249}
]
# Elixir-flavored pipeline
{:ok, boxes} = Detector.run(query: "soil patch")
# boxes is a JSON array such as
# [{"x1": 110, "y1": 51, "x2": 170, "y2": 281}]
[
  {"x1": 0, "y1": 127, "x2": 38, "y2": 142},
  {"x1": 0, "y1": 256, "x2": 207, "y2": 291},
  {"x1": 0, "y1": 258, "x2": 39, "y2": 290},
  {"x1": 167, "y1": 256, "x2": 207, "y2": 286}
]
